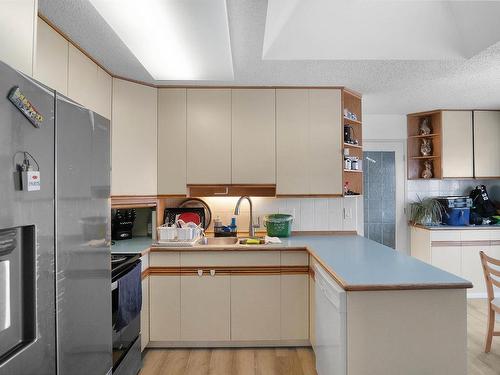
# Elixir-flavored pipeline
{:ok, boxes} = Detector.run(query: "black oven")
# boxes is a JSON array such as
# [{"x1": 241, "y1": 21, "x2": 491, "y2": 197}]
[{"x1": 111, "y1": 254, "x2": 142, "y2": 375}]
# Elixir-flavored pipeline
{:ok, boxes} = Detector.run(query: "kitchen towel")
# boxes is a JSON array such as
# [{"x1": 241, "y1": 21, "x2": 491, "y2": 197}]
[{"x1": 115, "y1": 262, "x2": 142, "y2": 331}]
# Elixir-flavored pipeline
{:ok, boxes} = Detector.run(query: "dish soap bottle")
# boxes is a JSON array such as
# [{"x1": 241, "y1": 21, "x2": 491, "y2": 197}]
[{"x1": 230, "y1": 217, "x2": 237, "y2": 234}]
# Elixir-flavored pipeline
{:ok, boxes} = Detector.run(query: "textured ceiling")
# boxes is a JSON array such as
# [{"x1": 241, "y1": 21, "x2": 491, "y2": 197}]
[{"x1": 38, "y1": 0, "x2": 500, "y2": 114}]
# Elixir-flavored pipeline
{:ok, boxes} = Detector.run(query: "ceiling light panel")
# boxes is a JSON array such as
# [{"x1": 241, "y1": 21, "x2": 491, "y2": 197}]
[{"x1": 89, "y1": 0, "x2": 234, "y2": 80}]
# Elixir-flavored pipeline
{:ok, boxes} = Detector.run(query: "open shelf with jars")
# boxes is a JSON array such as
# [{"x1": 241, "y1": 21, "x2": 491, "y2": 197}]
[
  {"x1": 342, "y1": 89, "x2": 363, "y2": 195},
  {"x1": 407, "y1": 110, "x2": 443, "y2": 180}
]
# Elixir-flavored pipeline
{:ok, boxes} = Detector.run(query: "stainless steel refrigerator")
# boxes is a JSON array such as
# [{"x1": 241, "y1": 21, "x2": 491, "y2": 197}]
[{"x1": 0, "y1": 60, "x2": 112, "y2": 375}]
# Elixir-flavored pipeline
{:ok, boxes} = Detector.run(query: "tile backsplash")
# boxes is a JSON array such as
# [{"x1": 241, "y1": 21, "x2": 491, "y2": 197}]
[
  {"x1": 166, "y1": 196, "x2": 363, "y2": 233},
  {"x1": 407, "y1": 179, "x2": 500, "y2": 203}
]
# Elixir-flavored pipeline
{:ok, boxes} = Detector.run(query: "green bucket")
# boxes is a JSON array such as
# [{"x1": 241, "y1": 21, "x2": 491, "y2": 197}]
[{"x1": 264, "y1": 214, "x2": 294, "y2": 237}]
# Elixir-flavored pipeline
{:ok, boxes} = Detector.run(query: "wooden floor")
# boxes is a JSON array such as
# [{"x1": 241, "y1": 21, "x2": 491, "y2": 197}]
[{"x1": 140, "y1": 299, "x2": 500, "y2": 375}]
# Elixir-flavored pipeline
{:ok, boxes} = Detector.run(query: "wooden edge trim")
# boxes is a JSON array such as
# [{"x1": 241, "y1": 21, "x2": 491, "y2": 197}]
[
  {"x1": 147, "y1": 266, "x2": 309, "y2": 276},
  {"x1": 141, "y1": 269, "x2": 150, "y2": 279},
  {"x1": 276, "y1": 194, "x2": 344, "y2": 198},
  {"x1": 344, "y1": 282, "x2": 473, "y2": 291},
  {"x1": 309, "y1": 267, "x2": 315, "y2": 280},
  {"x1": 431, "y1": 241, "x2": 462, "y2": 247},
  {"x1": 186, "y1": 184, "x2": 276, "y2": 187},
  {"x1": 491, "y1": 240, "x2": 500, "y2": 246},
  {"x1": 461, "y1": 240, "x2": 491, "y2": 247},
  {"x1": 342, "y1": 87, "x2": 363, "y2": 99}
]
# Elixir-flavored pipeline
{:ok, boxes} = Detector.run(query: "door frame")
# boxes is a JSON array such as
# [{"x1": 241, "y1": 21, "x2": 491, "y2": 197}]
[{"x1": 363, "y1": 140, "x2": 408, "y2": 253}]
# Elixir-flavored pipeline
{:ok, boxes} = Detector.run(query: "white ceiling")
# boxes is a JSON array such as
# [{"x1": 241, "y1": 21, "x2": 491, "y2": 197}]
[
  {"x1": 38, "y1": 0, "x2": 500, "y2": 114},
  {"x1": 87, "y1": 0, "x2": 233, "y2": 80}
]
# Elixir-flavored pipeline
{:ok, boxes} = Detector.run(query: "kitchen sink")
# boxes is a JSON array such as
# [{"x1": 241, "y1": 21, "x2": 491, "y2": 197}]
[{"x1": 200, "y1": 237, "x2": 239, "y2": 245}]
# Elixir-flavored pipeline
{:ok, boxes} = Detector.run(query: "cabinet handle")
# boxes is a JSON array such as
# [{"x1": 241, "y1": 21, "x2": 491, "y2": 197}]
[
  {"x1": 214, "y1": 187, "x2": 229, "y2": 195},
  {"x1": 197, "y1": 269, "x2": 203, "y2": 277},
  {"x1": 210, "y1": 269, "x2": 216, "y2": 276}
]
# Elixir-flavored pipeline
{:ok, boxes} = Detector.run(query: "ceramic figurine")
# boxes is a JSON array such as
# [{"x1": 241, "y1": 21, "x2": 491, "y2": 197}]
[
  {"x1": 420, "y1": 138, "x2": 432, "y2": 156},
  {"x1": 419, "y1": 118, "x2": 432, "y2": 135},
  {"x1": 421, "y1": 160, "x2": 433, "y2": 179}
]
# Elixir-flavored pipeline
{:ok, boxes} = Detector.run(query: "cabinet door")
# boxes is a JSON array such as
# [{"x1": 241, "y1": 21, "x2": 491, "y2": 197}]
[
  {"x1": 111, "y1": 78, "x2": 157, "y2": 195},
  {"x1": 431, "y1": 247, "x2": 461, "y2": 276},
  {"x1": 140, "y1": 277, "x2": 149, "y2": 351},
  {"x1": 461, "y1": 245, "x2": 488, "y2": 295},
  {"x1": 35, "y1": 19, "x2": 68, "y2": 94},
  {"x1": 180, "y1": 274, "x2": 230, "y2": 341},
  {"x1": 94, "y1": 67, "x2": 112, "y2": 119},
  {"x1": 0, "y1": 0, "x2": 36, "y2": 75},
  {"x1": 276, "y1": 89, "x2": 309, "y2": 194},
  {"x1": 232, "y1": 89, "x2": 276, "y2": 184},
  {"x1": 281, "y1": 274, "x2": 309, "y2": 340},
  {"x1": 68, "y1": 45, "x2": 97, "y2": 109},
  {"x1": 149, "y1": 275, "x2": 181, "y2": 341},
  {"x1": 441, "y1": 111, "x2": 473, "y2": 178},
  {"x1": 309, "y1": 274, "x2": 316, "y2": 347},
  {"x1": 309, "y1": 89, "x2": 343, "y2": 194},
  {"x1": 230, "y1": 275, "x2": 280, "y2": 341},
  {"x1": 187, "y1": 89, "x2": 231, "y2": 184},
  {"x1": 474, "y1": 111, "x2": 500, "y2": 177},
  {"x1": 158, "y1": 88, "x2": 187, "y2": 195}
]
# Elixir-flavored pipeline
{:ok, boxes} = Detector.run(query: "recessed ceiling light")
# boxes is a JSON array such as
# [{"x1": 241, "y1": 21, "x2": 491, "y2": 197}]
[{"x1": 88, "y1": 0, "x2": 234, "y2": 81}]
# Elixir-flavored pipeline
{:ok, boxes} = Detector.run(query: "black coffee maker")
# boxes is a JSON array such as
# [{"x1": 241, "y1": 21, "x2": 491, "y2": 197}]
[
  {"x1": 112, "y1": 209, "x2": 136, "y2": 240},
  {"x1": 344, "y1": 125, "x2": 355, "y2": 144}
]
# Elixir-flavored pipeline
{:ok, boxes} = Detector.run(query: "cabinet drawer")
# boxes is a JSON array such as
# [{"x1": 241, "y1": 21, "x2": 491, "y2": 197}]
[
  {"x1": 430, "y1": 231, "x2": 460, "y2": 242},
  {"x1": 180, "y1": 251, "x2": 280, "y2": 267},
  {"x1": 281, "y1": 251, "x2": 309, "y2": 266},
  {"x1": 461, "y1": 230, "x2": 490, "y2": 242},
  {"x1": 150, "y1": 252, "x2": 180, "y2": 267}
]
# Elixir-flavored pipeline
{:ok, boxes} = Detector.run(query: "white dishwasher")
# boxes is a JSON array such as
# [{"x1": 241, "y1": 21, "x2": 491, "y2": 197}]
[{"x1": 313, "y1": 264, "x2": 347, "y2": 375}]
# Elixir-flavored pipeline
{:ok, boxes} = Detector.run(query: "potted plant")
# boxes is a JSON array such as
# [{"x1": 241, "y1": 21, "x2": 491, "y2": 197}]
[{"x1": 408, "y1": 196, "x2": 444, "y2": 226}]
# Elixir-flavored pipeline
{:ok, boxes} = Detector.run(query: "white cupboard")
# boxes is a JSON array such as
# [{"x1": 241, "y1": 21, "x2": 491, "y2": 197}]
[
  {"x1": 112, "y1": 78, "x2": 157, "y2": 196},
  {"x1": 231, "y1": 89, "x2": 276, "y2": 184},
  {"x1": 441, "y1": 111, "x2": 473, "y2": 178},
  {"x1": 276, "y1": 89, "x2": 343, "y2": 195},
  {"x1": 230, "y1": 275, "x2": 281, "y2": 341},
  {"x1": 473, "y1": 111, "x2": 500, "y2": 178},
  {"x1": 187, "y1": 89, "x2": 231, "y2": 184},
  {"x1": 35, "y1": 19, "x2": 68, "y2": 94},
  {"x1": 0, "y1": 0, "x2": 37, "y2": 75},
  {"x1": 157, "y1": 88, "x2": 187, "y2": 195},
  {"x1": 180, "y1": 274, "x2": 231, "y2": 341}
]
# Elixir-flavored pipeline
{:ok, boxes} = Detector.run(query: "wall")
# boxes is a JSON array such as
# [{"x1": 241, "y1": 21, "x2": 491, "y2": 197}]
[
  {"x1": 165, "y1": 196, "x2": 363, "y2": 234},
  {"x1": 408, "y1": 179, "x2": 500, "y2": 203},
  {"x1": 363, "y1": 114, "x2": 407, "y2": 141}
]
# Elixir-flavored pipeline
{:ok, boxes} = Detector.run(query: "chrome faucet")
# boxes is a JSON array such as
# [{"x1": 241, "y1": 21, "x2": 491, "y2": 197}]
[{"x1": 234, "y1": 196, "x2": 256, "y2": 237}]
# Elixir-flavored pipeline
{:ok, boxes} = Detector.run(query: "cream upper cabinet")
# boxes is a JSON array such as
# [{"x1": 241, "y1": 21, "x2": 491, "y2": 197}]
[
  {"x1": 0, "y1": 0, "x2": 37, "y2": 75},
  {"x1": 180, "y1": 274, "x2": 231, "y2": 341},
  {"x1": 230, "y1": 275, "x2": 281, "y2": 341},
  {"x1": 158, "y1": 88, "x2": 187, "y2": 195},
  {"x1": 277, "y1": 89, "x2": 342, "y2": 195},
  {"x1": 112, "y1": 78, "x2": 157, "y2": 196},
  {"x1": 474, "y1": 111, "x2": 500, "y2": 178},
  {"x1": 35, "y1": 19, "x2": 68, "y2": 94},
  {"x1": 68, "y1": 45, "x2": 112, "y2": 118},
  {"x1": 232, "y1": 89, "x2": 276, "y2": 184},
  {"x1": 187, "y1": 89, "x2": 231, "y2": 184},
  {"x1": 276, "y1": 89, "x2": 309, "y2": 194},
  {"x1": 441, "y1": 111, "x2": 473, "y2": 178},
  {"x1": 309, "y1": 89, "x2": 342, "y2": 194}
]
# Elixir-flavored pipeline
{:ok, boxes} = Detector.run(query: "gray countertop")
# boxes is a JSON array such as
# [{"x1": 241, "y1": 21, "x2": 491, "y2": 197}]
[
  {"x1": 111, "y1": 236, "x2": 153, "y2": 255},
  {"x1": 414, "y1": 224, "x2": 500, "y2": 231},
  {"x1": 280, "y1": 235, "x2": 472, "y2": 290}
]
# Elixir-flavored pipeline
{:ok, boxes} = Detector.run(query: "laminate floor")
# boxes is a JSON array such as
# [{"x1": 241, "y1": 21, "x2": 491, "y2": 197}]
[{"x1": 140, "y1": 299, "x2": 500, "y2": 375}]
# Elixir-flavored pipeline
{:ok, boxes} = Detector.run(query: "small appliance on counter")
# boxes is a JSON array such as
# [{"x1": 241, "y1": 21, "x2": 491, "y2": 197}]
[
  {"x1": 112, "y1": 209, "x2": 136, "y2": 240},
  {"x1": 437, "y1": 196, "x2": 472, "y2": 226}
]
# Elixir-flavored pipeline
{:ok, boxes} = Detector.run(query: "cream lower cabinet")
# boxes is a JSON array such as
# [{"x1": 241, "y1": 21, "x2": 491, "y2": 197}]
[
  {"x1": 281, "y1": 274, "x2": 309, "y2": 340},
  {"x1": 180, "y1": 274, "x2": 231, "y2": 341},
  {"x1": 140, "y1": 277, "x2": 150, "y2": 351},
  {"x1": 411, "y1": 227, "x2": 500, "y2": 296},
  {"x1": 231, "y1": 275, "x2": 281, "y2": 341},
  {"x1": 474, "y1": 111, "x2": 500, "y2": 178},
  {"x1": 149, "y1": 275, "x2": 181, "y2": 342}
]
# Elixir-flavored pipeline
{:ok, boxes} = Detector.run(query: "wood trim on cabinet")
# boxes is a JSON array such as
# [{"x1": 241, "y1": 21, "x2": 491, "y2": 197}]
[
  {"x1": 111, "y1": 195, "x2": 158, "y2": 208},
  {"x1": 276, "y1": 194, "x2": 343, "y2": 198},
  {"x1": 431, "y1": 240, "x2": 495, "y2": 247},
  {"x1": 187, "y1": 184, "x2": 276, "y2": 197},
  {"x1": 147, "y1": 265, "x2": 309, "y2": 276}
]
